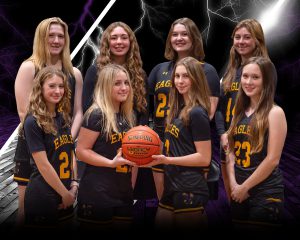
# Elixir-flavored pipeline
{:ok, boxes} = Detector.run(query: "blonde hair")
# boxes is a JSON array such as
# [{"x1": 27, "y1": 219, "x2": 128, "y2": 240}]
[
  {"x1": 222, "y1": 19, "x2": 269, "y2": 91},
  {"x1": 26, "y1": 17, "x2": 74, "y2": 76},
  {"x1": 164, "y1": 18, "x2": 205, "y2": 61},
  {"x1": 86, "y1": 64, "x2": 134, "y2": 139},
  {"x1": 22, "y1": 66, "x2": 71, "y2": 135},
  {"x1": 167, "y1": 57, "x2": 211, "y2": 126},
  {"x1": 227, "y1": 57, "x2": 276, "y2": 153},
  {"x1": 97, "y1": 22, "x2": 147, "y2": 113}
]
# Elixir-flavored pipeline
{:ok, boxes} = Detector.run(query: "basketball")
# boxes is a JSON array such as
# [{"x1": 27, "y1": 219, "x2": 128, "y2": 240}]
[{"x1": 122, "y1": 125, "x2": 161, "y2": 165}]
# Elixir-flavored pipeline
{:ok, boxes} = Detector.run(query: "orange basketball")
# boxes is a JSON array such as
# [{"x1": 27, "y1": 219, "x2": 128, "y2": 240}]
[{"x1": 122, "y1": 125, "x2": 161, "y2": 165}]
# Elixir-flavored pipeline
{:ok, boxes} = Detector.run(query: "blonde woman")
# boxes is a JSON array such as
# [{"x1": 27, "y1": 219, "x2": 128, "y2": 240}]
[
  {"x1": 76, "y1": 64, "x2": 136, "y2": 229},
  {"x1": 14, "y1": 17, "x2": 83, "y2": 225}
]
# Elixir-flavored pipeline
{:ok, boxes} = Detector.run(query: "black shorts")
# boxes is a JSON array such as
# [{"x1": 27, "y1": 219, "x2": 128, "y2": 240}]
[
  {"x1": 25, "y1": 184, "x2": 63, "y2": 226},
  {"x1": 231, "y1": 191, "x2": 284, "y2": 225},
  {"x1": 77, "y1": 203, "x2": 133, "y2": 224},
  {"x1": 14, "y1": 134, "x2": 31, "y2": 163},
  {"x1": 159, "y1": 190, "x2": 207, "y2": 213},
  {"x1": 13, "y1": 135, "x2": 32, "y2": 185},
  {"x1": 13, "y1": 161, "x2": 31, "y2": 185}
]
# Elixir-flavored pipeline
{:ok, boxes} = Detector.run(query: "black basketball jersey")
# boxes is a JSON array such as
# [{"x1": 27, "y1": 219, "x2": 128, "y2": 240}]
[
  {"x1": 148, "y1": 61, "x2": 219, "y2": 139},
  {"x1": 233, "y1": 114, "x2": 283, "y2": 194},
  {"x1": 78, "y1": 108, "x2": 133, "y2": 207},
  {"x1": 24, "y1": 113, "x2": 74, "y2": 190},
  {"x1": 163, "y1": 106, "x2": 211, "y2": 194},
  {"x1": 220, "y1": 67, "x2": 242, "y2": 132}
]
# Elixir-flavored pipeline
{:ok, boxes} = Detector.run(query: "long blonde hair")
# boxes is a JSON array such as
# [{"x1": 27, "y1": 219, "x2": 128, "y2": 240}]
[
  {"x1": 227, "y1": 57, "x2": 276, "y2": 153},
  {"x1": 164, "y1": 18, "x2": 205, "y2": 61},
  {"x1": 86, "y1": 64, "x2": 134, "y2": 139},
  {"x1": 97, "y1": 22, "x2": 147, "y2": 113},
  {"x1": 222, "y1": 19, "x2": 269, "y2": 92},
  {"x1": 167, "y1": 57, "x2": 211, "y2": 126},
  {"x1": 27, "y1": 17, "x2": 74, "y2": 76},
  {"x1": 22, "y1": 66, "x2": 71, "y2": 135}
]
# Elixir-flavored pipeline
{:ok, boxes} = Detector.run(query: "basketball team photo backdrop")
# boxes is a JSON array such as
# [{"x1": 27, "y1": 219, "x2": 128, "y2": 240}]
[{"x1": 0, "y1": 0, "x2": 299, "y2": 231}]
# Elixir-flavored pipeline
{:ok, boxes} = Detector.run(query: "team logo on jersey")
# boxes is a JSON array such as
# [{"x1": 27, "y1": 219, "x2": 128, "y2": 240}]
[
  {"x1": 234, "y1": 124, "x2": 251, "y2": 136},
  {"x1": 155, "y1": 80, "x2": 172, "y2": 91},
  {"x1": 54, "y1": 134, "x2": 73, "y2": 150},
  {"x1": 165, "y1": 124, "x2": 179, "y2": 138}
]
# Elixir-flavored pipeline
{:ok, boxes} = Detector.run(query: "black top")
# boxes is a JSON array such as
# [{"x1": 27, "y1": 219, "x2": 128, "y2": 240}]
[
  {"x1": 148, "y1": 60, "x2": 219, "y2": 140},
  {"x1": 78, "y1": 108, "x2": 133, "y2": 207},
  {"x1": 24, "y1": 113, "x2": 74, "y2": 189},
  {"x1": 163, "y1": 106, "x2": 211, "y2": 194},
  {"x1": 232, "y1": 113, "x2": 283, "y2": 195}
]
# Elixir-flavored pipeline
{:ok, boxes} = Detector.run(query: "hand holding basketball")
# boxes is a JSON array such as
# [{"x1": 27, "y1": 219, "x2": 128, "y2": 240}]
[
  {"x1": 111, "y1": 148, "x2": 136, "y2": 167},
  {"x1": 122, "y1": 125, "x2": 161, "y2": 166}
]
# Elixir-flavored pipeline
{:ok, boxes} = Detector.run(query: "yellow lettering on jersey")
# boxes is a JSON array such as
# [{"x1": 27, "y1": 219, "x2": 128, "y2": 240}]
[
  {"x1": 234, "y1": 125, "x2": 251, "y2": 136},
  {"x1": 54, "y1": 134, "x2": 73, "y2": 150},
  {"x1": 111, "y1": 132, "x2": 123, "y2": 144},
  {"x1": 155, "y1": 80, "x2": 172, "y2": 91},
  {"x1": 165, "y1": 124, "x2": 179, "y2": 138},
  {"x1": 230, "y1": 82, "x2": 239, "y2": 91}
]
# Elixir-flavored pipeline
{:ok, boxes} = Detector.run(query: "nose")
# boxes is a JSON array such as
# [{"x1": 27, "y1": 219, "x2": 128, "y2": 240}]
[
  {"x1": 120, "y1": 82, "x2": 127, "y2": 90},
  {"x1": 176, "y1": 34, "x2": 183, "y2": 40},
  {"x1": 238, "y1": 37, "x2": 245, "y2": 44},
  {"x1": 54, "y1": 86, "x2": 61, "y2": 93},
  {"x1": 53, "y1": 35, "x2": 59, "y2": 43},
  {"x1": 116, "y1": 37, "x2": 122, "y2": 43}
]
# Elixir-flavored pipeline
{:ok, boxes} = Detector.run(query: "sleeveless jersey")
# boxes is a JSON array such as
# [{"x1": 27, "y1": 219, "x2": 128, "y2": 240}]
[{"x1": 233, "y1": 114, "x2": 283, "y2": 194}]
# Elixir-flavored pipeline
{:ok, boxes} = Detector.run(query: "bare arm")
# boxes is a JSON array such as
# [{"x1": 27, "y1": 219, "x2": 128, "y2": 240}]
[
  {"x1": 71, "y1": 67, "x2": 83, "y2": 139},
  {"x1": 76, "y1": 127, "x2": 135, "y2": 167},
  {"x1": 151, "y1": 140, "x2": 211, "y2": 167},
  {"x1": 14, "y1": 61, "x2": 35, "y2": 121},
  {"x1": 209, "y1": 96, "x2": 219, "y2": 120},
  {"x1": 226, "y1": 152, "x2": 238, "y2": 192},
  {"x1": 32, "y1": 151, "x2": 75, "y2": 208}
]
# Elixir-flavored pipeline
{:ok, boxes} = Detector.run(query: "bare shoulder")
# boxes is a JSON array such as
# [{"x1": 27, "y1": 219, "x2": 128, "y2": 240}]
[
  {"x1": 19, "y1": 60, "x2": 35, "y2": 72},
  {"x1": 269, "y1": 105, "x2": 285, "y2": 118},
  {"x1": 268, "y1": 105, "x2": 287, "y2": 128},
  {"x1": 73, "y1": 67, "x2": 83, "y2": 79}
]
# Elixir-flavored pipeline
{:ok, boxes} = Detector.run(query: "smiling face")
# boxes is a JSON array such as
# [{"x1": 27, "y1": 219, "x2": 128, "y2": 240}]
[
  {"x1": 233, "y1": 27, "x2": 256, "y2": 62},
  {"x1": 241, "y1": 62, "x2": 263, "y2": 102},
  {"x1": 47, "y1": 23, "x2": 65, "y2": 57},
  {"x1": 42, "y1": 74, "x2": 65, "y2": 111},
  {"x1": 111, "y1": 70, "x2": 131, "y2": 111},
  {"x1": 109, "y1": 26, "x2": 130, "y2": 63},
  {"x1": 171, "y1": 23, "x2": 192, "y2": 59},
  {"x1": 174, "y1": 64, "x2": 192, "y2": 102}
]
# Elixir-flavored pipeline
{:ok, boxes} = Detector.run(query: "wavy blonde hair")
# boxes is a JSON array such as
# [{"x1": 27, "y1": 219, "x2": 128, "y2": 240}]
[
  {"x1": 164, "y1": 18, "x2": 205, "y2": 61},
  {"x1": 222, "y1": 19, "x2": 269, "y2": 91},
  {"x1": 86, "y1": 64, "x2": 134, "y2": 139},
  {"x1": 21, "y1": 66, "x2": 71, "y2": 135},
  {"x1": 227, "y1": 57, "x2": 276, "y2": 153},
  {"x1": 166, "y1": 57, "x2": 211, "y2": 126},
  {"x1": 26, "y1": 17, "x2": 74, "y2": 76},
  {"x1": 96, "y1": 22, "x2": 147, "y2": 113}
]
